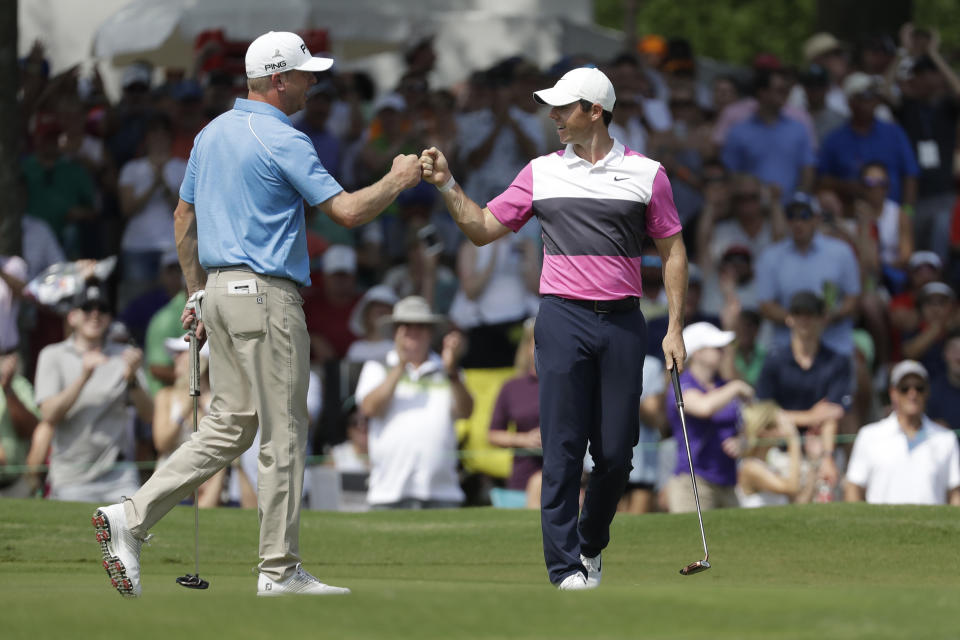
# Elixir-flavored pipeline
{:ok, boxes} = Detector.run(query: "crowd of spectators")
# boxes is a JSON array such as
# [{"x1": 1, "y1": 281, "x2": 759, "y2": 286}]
[{"x1": 3, "y1": 23, "x2": 960, "y2": 509}]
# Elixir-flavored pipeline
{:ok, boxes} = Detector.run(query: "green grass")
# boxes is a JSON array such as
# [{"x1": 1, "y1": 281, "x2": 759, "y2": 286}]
[{"x1": 1, "y1": 499, "x2": 958, "y2": 639}]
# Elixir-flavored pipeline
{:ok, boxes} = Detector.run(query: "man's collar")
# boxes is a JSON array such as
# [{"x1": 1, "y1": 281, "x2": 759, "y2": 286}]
[
  {"x1": 234, "y1": 98, "x2": 292, "y2": 126},
  {"x1": 562, "y1": 138, "x2": 625, "y2": 168}
]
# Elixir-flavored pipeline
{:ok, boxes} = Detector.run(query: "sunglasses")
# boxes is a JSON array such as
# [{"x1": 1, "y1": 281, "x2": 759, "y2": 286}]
[
  {"x1": 786, "y1": 209, "x2": 814, "y2": 220},
  {"x1": 81, "y1": 303, "x2": 110, "y2": 314},
  {"x1": 896, "y1": 383, "x2": 928, "y2": 394}
]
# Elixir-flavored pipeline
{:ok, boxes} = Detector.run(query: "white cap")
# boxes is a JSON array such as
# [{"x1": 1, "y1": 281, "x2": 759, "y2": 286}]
[
  {"x1": 843, "y1": 72, "x2": 878, "y2": 98},
  {"x1": 534, "y1": 67, "x2": 616, "y2": 112},
  {"x1": 322, "y1": 245, "x2": 357, "y2": 275},
  {"x1": 245, "y1": 31, "x2": 334, "y2": 79},
  {"x1": 373, "y1": 92, "x2": 406, "y2": 113},
  {"x1": 920, "y1": 281, "x2": 956, "y2": 300},
  {"x1": 908, "y1": 250, "x2": 942, "y2": 271},
  {"x1": 164, "y1": 336, "x2": 210, "y2": 358},
  {"x1": 890, "y1": 360, "x2": 928, "y2": 387},
  {"x1": 349, "y1": 285, "x2": 398, "y2": 337},
  {"x1": 682, "y1": 321, "x2": 735, "y2": 358}
]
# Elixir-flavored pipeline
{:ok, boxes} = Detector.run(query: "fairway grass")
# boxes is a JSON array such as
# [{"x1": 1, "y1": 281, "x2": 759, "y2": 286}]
[{"x1": 1, "y1": 499, "x2": 957, "y2": 639}]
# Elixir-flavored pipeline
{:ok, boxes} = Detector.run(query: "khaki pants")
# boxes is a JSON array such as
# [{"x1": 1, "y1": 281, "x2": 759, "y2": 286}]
[
  {"x1": 126, "y1": 269, "x2": 309, "y2": 581},
  {"x1": 666, "y1": 474, "x2": 739, "y2": 513}
]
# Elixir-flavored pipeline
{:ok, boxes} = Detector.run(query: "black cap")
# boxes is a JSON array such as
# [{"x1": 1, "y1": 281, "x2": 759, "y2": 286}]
[
  {"x1": 73, "y1": 280, "x2": 111, "y2": 312},
  {"x1": 788, "y1": 290, "x2": 825, "y2": 316}
]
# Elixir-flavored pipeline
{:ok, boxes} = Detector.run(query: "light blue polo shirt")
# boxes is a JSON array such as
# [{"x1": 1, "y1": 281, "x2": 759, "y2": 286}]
[
  {"x1": 721, "y1": 114, "x2": 816, "y2": 204},
  {"x1": 180, "y1": 98, "x2": 343, "y2": 286},
  {"x1": 754, "y1": 233, "x2": 861, "y2": 355}
]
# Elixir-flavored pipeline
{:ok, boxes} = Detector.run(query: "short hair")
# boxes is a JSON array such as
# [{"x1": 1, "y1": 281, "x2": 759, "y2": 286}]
[
  {"x1": 247, "y1": 75, "x2": 275, "y2": 94},
  {"x1": 145, "y1": 112, "x2": 172, "y2": 134},
  {"x1": 578, "y1": 99, "x2": 613, "y2": 127},
  {"x1": 789, "y1": 290, "x2": 825, "y2": 316}
]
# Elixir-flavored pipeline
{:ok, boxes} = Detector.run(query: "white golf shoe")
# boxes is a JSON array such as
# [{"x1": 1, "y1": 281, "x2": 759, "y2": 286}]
[
  {"x1": 257, "y1": 564, "x2": 351, "y2": 596},
  {"x1": 581, "y1": 553, "x2": 602, "y2": 588},
  {"x1": 92, "y1": 503, "x2": 147, "y2": 598},
  {"x1": 557, "y1": 572, "x2": 594, "y2": 591}
]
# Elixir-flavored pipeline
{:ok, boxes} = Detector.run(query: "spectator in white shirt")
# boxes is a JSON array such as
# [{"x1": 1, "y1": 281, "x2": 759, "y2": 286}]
[
  {"x1": 845, "y1": 360, "x2": 960, "y2": 505},
  {"x1": 355, "y1": 296, "x2": 474, "y2": 509}
]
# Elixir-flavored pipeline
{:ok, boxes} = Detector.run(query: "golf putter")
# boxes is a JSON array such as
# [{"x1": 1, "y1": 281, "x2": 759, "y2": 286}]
[
  {"x1": 671, "y1": 362, "x2": 711, "y2": 576},
  {"x1": 176, "y1": 324, "x2": 209, "y2": 590}
]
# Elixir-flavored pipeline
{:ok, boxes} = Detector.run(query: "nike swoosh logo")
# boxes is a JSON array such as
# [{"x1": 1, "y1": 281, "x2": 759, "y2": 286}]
[{"x1": 614, "y1": 176, "x2": 629, "y2": 181}]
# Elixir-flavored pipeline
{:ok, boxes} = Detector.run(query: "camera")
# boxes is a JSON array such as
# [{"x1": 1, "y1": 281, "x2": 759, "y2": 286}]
[{"x1": 417, "y1": 224, "x2": 444, "y2": 257}]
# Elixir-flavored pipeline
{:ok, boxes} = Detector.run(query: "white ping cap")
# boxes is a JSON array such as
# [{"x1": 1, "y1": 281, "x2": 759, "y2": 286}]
[
  {"x1": 245, "y1": 31, "x2": 334, "y2": 79},
  {"x1": 533, "y1": 67, "x2": 616, "y2": 112}
]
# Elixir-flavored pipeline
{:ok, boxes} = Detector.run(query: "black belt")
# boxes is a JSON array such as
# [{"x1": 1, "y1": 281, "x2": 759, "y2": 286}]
[{"x1": 551, "y1": 295, "x2": 640, "y2": 313}]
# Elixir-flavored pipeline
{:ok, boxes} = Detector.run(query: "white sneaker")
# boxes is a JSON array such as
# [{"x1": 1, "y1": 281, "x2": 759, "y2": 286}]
[
  {"x1": 92, "y1": 503, "x2": 146, "y2": 598},
  {"x1": 257, "y1": 564, "x2": 351, "y2": 596},
  {"x1": 581, "y1": 553, "x2": 602, "y2": 588},
  {"x1": 558, "y1": 572, "x2": 593, "y2": 591}
]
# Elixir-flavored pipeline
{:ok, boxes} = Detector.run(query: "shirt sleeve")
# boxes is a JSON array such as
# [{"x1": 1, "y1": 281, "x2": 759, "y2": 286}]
[
  {"x1": 752, "y1": 246, "x2": 778, "y2": 304},
  {"x1": 179, "y1": 139, "x2": 199, "y2": 204},
  {"x1": 646, "y1": 164, "x2": 683, "y2": 238},
  {"x1": 947, "y1": 435, "x2": 960, "y2": 490},
  {"x1": 144, "y1": 314, "x2": 174, "y2": 369},
  {"x1": 354, "y1": 360, "x2": 387, "y2": 405},
  {"x1": 824, "y1": 352, "x2": 853, "y2": 408},
  {"x1": 32, "y1": 346, "x2": 63, "y2": 405},
  {"x1": 816, "y1": 132, "x2": 840, "y2": 177},
  {"x1": 117, "y1": 161, "x2": 138, "y2": 189},
  {"x1": 273, "y1": 129, "x2": 344, "y2": 207},
  {"x1": 487, "y1": 161, "x2": 535, "y2": 232},
  {"x1": 489, "y1": 382, "x2": 512, "y2": 432},
  {"x1": 720, "y1": 127, "x2": 744, "y2": 173},
  {"x1": 845, "y1": 430, "x2": 871, "y2": 488}
]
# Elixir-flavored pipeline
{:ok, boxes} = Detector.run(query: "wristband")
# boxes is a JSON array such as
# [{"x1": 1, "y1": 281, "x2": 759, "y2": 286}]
[{"x1": 438, "y1": 175, "x2": 456, "y2": 193}]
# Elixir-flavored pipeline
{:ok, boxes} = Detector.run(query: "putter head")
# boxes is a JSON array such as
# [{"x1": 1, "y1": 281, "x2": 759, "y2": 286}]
[
  {"x1": 679, "y1": 560, "x2": 711, "y2": 576},
  {"x1": 176, "y1": 573, "x2": 209, "y2": 589}
]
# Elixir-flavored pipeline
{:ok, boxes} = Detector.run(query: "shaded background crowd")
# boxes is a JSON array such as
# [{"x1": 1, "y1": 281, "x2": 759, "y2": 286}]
[{"x1": 2, "y1": 20, "x2": 960, "y2": 511}]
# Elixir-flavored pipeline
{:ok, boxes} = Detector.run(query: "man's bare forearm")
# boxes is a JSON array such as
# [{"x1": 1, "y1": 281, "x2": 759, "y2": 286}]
[{"x1": 173, "y1": 199, "x2": 207, "y2": 295}]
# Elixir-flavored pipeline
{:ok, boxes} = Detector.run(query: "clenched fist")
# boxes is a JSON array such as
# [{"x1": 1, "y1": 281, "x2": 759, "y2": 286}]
[
  {"x1": 419, "y1": 147, "x2": 452, "y2": 188},
  {"x1": 390, "y1": 154, "x2": 422, "y2": 190}
]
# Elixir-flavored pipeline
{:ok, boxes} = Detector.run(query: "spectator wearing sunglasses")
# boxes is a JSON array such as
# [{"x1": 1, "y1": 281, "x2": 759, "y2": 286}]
[
  {"x1": 845, "y1": 360, "x2": 960, "y2": 505},
  {"x1": 32, "y1": 280, "x2": 153, "y2": 502}
]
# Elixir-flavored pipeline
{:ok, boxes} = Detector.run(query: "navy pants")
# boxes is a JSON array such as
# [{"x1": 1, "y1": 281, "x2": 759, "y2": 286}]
[{"x1": 534, "y1": 295, "x2": 647, "y2": 585}]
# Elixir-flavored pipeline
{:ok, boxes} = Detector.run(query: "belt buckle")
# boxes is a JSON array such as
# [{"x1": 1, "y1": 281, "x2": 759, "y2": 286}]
[{"x1": 593, "y1": 300, "x2": 609, "y2": 314}]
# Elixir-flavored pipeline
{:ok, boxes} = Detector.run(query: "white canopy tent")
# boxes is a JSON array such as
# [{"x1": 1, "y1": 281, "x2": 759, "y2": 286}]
[{"x1": 20, "y1": 0, "x2": 624, "y2": 97}]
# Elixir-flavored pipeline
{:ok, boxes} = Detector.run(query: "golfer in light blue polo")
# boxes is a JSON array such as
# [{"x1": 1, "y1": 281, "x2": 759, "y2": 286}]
[{"x1": 92, "y1": 31, "x2": 422, "y2": 598}]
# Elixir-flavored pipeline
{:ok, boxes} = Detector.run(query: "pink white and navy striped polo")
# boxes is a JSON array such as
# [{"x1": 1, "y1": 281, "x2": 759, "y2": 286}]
[{"x1": 486, "y1": 140, "x2": 682, "y2": 300}]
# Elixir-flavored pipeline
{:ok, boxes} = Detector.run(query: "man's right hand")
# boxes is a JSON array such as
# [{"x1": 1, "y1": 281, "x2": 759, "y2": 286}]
[
  {"x1": 390, "y1": 154, "x2": 422, "y2": 190},
  {"x1": 419, "y1": 147, "x2": 452, "y2": 188}
]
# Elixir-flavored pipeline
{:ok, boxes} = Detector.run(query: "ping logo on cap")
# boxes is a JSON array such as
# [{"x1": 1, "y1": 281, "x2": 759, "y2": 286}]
[{"x1": 264, "y1": 60, "x2": 287, "y2": 72}]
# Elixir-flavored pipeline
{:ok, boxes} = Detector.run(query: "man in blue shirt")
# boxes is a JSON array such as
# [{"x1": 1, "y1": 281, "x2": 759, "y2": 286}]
[
  {"x1": 818, "y1": 72, "x2": 919, "y2": 207},
  {"x1": 722, "y1": 68, "x2": 816, "y2": 203},
  {"x1": 92, "y1": 31, "x2": 421, "y2": 598},
  {"x1": 755, "y1": 193, "x2": 861, "y2": 356}
]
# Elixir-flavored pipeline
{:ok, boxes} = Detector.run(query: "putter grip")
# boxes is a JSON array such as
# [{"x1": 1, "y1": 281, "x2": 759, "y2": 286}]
[
  {"x1": 189, "y1": 329, "x2": 200, "y2": 397},
  {"x1": 670, "y1": 363, "x2": 684, "y2": 408}
]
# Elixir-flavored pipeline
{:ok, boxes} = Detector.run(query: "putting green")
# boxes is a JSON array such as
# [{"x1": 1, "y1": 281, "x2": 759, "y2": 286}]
[{"x1": 1, "y1": 499, "x2": 956, "y2": 639}]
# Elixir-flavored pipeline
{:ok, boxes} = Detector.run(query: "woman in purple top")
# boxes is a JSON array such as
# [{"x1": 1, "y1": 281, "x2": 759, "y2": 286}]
[
  {"x1": 488, "y1": 319, "x2": 543, "y2": 508},
  {"x1": 666, "y1": 322, "x2": 754, "y2": 513}
]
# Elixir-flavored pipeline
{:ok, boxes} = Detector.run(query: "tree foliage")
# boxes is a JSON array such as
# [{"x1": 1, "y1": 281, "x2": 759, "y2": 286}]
[
  {"x1": 595, "y1": 0, "x2": 960, "y2": 66},
  {"x1": 595, "y1": 0, "x2": 817, "y2": 66}
]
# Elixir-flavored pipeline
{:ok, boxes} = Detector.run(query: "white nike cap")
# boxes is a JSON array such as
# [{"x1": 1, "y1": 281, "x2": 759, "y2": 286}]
[
  {"x1": 533, "y1": 67, "x2": 616, "y2": 112},
  {"x1": 245, "y1": 31, "x2": 334, "y2": 79},
  {"x1": 682, "y1": 321, "x2": 735, "y2": 358}
]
